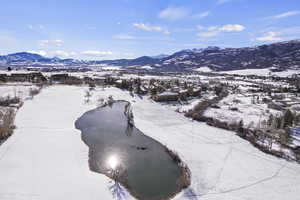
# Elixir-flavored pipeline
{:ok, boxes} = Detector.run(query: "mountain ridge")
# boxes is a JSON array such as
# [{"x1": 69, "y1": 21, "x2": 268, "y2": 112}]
[{"x1": 1, "y1": 39, "x2": 300, "y2": 72}]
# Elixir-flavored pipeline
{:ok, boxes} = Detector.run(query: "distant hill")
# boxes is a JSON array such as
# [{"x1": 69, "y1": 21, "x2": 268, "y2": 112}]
[
  {"x1": 0, "y1": 52, "x2": 87, "y2": 67},
  {"x1": 154, "y1": 40, "x2": 300, "y2": 72},
  {"x1": 1, "y1": 39, "x2": 300, "y2": 72},
  {"x1": 150, "y1": 54, "x2": 170, "y2": 59},
  {"x1": 95, "y1": 56, "x2": 160, "y2": 67}
]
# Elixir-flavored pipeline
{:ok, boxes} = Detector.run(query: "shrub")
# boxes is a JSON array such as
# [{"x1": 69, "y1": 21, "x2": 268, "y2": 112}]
[
  {"x1": 29, "y1": 87, "x2": 41, "y2": 97},
  {"x1": 185, "y1": 99, "x2": 211, "y2": 118},
  {"x1": 0, "y1": 108, "x2": 16, "y2": 138},
  {"x1": 0, "y1": 96, "x2": 20, "y2": 107},
  {"x1": 229, "y1": 107, "x2": 239, "y2": 111}
]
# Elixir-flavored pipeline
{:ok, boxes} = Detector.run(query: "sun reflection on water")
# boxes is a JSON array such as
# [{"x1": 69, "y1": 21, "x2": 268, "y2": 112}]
[{"x1": 107, "y1": 155, "x2": 119, "y2": 170}]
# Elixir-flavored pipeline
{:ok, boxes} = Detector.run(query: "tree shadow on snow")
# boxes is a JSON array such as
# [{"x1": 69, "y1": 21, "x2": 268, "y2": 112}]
[
  {"x1": 183, "y1": 188, "x2": 199, "y2": 200},
  {"x1": 108, "y1": 180, "x2": 128, "y2": 200},
  {"x1": 137, "y1": 94, "x2": 143, "y2": 99}
]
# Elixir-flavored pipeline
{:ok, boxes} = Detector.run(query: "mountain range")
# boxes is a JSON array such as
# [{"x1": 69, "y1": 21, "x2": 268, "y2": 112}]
[{"x1": 1, "y1": 39, "x2": 300, "y2": 72}]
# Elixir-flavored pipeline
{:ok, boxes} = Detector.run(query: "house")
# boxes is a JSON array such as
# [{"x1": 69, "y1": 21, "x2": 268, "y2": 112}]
[
  {"x1": 152, "y1": 92, "x2": 179, "y2": 102},
  {"x1": 65, "y1": 76, "x2": 83, "y2": 85},
  {"x1": 0, "y1": 74, "x2": 8, "y2": 82},
  {"x1": 9, "y1": 73, "x2": 47, "y2": 83},
  {"x1": 94, "y1": 77, "x2": 106, "y2": 85},
  {"x1": 50, "y1": 74, "x2": 69, "y2": 82}
]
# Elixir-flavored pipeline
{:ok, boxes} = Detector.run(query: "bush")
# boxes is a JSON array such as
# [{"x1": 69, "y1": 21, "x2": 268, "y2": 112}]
[
  {"x1": 29, "y1": 87, "x2": 41, "y2": 97},
  {"x1": 0, "y1": 108, "x2": 16, "y2": 139},
  {"x1": 229, "y1": 107, "x2": 239, "y2": 111},
  {"x1": 0, "y1": 96, "x2": 20, "y2": 107},
  {"x1": 185, "y1": 99, "x2": 211, "y2": 118}
]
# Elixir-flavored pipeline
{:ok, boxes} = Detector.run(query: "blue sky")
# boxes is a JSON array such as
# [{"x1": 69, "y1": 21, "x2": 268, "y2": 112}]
[{"x1": 0, "y1": 0, "x2": 300, "y2": 60}]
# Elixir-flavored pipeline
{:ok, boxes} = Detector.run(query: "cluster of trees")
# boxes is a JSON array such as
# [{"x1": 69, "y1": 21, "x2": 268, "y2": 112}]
[
  {"x1": 0, "y1": 96, "x2": 20, "y2": 107},
  {"x1": 260, "y1": 109, "x2": 300, "y2": 148},
  {"x1": 289, "y1": 75, "x2": 300, "y2": 93},
  {"x1": 267, "y1": 110, "x2": 300, "y2": 130},
  {"x1": 117, "y1": 78, "x2": 145, "y2": 95}
]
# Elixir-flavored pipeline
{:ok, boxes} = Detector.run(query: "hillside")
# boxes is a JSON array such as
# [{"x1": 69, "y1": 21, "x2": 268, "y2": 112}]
[{"x1": 1, "y1": 39, "x2": 300, "y2": 72}]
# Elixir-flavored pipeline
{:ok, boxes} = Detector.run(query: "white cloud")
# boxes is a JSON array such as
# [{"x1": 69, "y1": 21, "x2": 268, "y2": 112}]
[
  {"x1": 158, "y1": 6, "x2": 189, "y2": 20},
  {"x1": 204, "y1": 24, "x2": 245, "y2": 32},
  {"x1": 80, "y1": 50, "x2": 113, "y2": 57},
  {"x1": 28, "y1": 25, "x2": 44, "y2": 31},
  {"x1": 219, "y1": 24, "x2": 245, "y2": 32},
  {"x1": 40, "y1": 40, "x2": 64, "y2": 47},
  {"x1": 193, "y1": 11, "x2": 211, "y2": 19},
  {"x1": 196, "y1": 25, "x2": 205, "y2": 31},
  {"x1": 217, "y1": 0, "x2": 232, "y2": 5},
  {"x1": 197, "y1": 24, "x2": 245, "y2": 39},
  {"x1": 112, "y1": 34, "x2": 136, "y2": 40},
  {"x1": 50, "y1": 50, "x2": 73, "y2": 58},
  {"x1": 26, "y1": 50, "x2": 77, "y2": 58},
  {"x1": 256, "y1": 32, "x2": 282, "y2": 42},
  {"x1": 28, "y1": 50, "x2": 113, "y2": 58},
  {"x1": 27, "y1": 50, "x2": 47, "y2": 56},
  {"x1": 270, "y1": 10, "x2": 300, "y2": 19},
  {"x1": 207, "y1": 26, "x2": 219, "y2": 31},
  {"x1": 159, "y1": 6, "x2": 212, "y2": 20},
  {"x1": 133, "y1": 23, "x2": 170, "y2": 35}
]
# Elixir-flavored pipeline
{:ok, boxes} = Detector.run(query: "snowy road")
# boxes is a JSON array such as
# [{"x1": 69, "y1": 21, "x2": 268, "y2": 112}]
[{"x1": 0, "y1": 86, "x2": 300, "y2": 200}]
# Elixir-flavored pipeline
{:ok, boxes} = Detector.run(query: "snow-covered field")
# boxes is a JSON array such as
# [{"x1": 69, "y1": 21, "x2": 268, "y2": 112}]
[
  {"x1": 0, "y1": 86, "x2": 300, "y2": 200},
  {"x1": 204, "y1": 94, "x2": 281, "y2": 127},
  {"x1": 220, "y1": 68, "x2": 300, "y2": 77}
]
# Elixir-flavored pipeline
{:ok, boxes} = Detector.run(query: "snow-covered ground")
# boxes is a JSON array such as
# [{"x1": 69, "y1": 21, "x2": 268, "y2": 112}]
[
  {"x1": 220, "y1": 68, "x2": 300, "y2": 77},
  {"x1": 194, "y1": 67, "x2": 212, "y2": 72},
  {"x1": 204, "y1": 94, "x2": 281, "y2": 127},
  {"x1": 176, "y1": 98, "x2": 203, "y2": 113},
  {"x1": 0, "y1": 86, "x2": 131, "y2": 200},
  {"x1": 0, "y1": 86, "x2": 300, "y2": 200}
]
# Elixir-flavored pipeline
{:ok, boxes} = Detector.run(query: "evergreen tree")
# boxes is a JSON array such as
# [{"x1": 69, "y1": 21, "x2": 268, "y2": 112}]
[
  {"x1": 149, "y1": 87, "x2": 157, "y2": 96},
  {"x1": 294, "y1": 114, "x2": 300, "y2": 126},
  {"x1": 183, "y1": 81, "x2": 188, "y2": 89},
  {"x1": 283, "y1": 109, "x2": 294, "y2": 128},
  {"x1": 237, "y1": 120, "x2": 244, "y2": 133},
  {"x1": 279, "y1": 128, "x2": 292, "y2": 145},
  {"x1": 267, "y1": 114, "x2": 274, "y2": 127}
]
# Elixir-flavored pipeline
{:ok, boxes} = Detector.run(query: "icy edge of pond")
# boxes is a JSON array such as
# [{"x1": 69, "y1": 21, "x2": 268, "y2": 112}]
[{"x1": 75, "y1": 100, "x2": 191, "y2": 200}]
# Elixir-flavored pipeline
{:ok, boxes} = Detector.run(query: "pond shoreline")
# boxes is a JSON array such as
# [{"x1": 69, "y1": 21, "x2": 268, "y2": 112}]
[{"x1": 75, "y1": 100, "x2": 191, "y2": 200}]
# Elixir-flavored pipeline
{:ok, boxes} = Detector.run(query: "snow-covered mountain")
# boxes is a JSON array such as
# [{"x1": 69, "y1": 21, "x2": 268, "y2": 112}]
[
  {"x1": 150, "y1": 54, "x2": 170, "y2": 59},
  {"x1": 1, "y1": 39, "x2": 300, "y2": 72},
  {"x1": 156, "y1": 40, "x2": 300, "y2": 72},
  {"x1": 0, "y1": 52, "x2": 87, "y2": 67},
  {"x1": 95, "y1": 56, "x2": 160, "y2": 67},
  {"x1": 0, "y1": 52, "x2": 160, "y2": 68}
]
